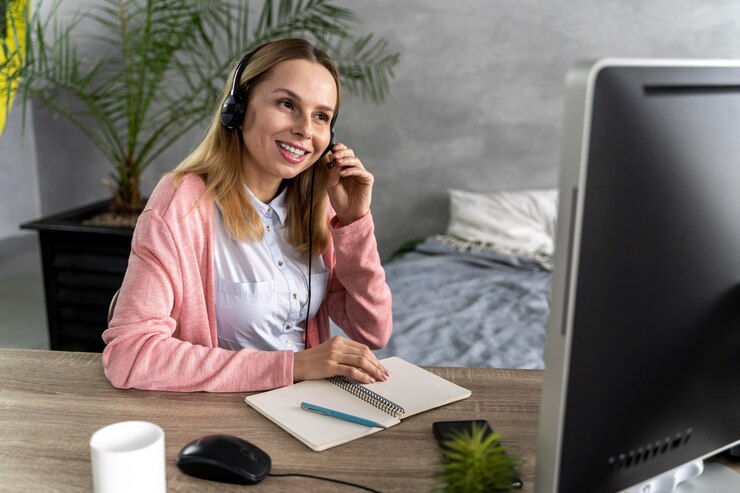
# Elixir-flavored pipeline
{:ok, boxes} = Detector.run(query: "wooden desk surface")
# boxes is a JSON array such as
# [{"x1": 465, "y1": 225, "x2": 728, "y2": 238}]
[
  {"x1": 4, "y1": 349, "x2": 737, "y2": 492},
  {"x1": 0, "y1": 349, "x2": 542, "y2": 493}
]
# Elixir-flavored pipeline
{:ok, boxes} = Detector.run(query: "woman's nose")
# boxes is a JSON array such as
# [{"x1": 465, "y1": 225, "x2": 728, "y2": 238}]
[{"x1": 292, "y1": 115, "x2": 312, "y2": 140}]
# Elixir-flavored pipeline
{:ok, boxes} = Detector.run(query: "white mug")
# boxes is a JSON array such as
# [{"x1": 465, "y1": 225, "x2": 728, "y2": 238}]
[{"x1": 90, "y1": 421, "x2": 166, "y2": 493}]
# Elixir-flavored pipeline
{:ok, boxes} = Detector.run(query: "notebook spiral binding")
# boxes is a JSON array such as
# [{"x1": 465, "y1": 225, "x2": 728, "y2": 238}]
[{"x1": 327, "y1": 376, "x2": 405, "y2": 418}]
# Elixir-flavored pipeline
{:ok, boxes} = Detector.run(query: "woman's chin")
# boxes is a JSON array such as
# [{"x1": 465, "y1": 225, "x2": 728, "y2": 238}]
[{"x1": 277, "y1": 161, "x2": 314, "y2": 178}]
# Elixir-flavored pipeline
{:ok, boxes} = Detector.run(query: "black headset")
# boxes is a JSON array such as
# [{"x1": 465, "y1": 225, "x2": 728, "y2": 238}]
[
  {"x1": 220, "y1": 47, "x2": 339, "y2": 333},
  {"x1": 220, "y1": 49, "x2": 336, "y2": 161}
]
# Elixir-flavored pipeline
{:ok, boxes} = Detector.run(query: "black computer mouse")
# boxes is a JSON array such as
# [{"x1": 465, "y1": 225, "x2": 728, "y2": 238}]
[{"x1": 175, "y1": 434, "x2": 271, "y2": 485}]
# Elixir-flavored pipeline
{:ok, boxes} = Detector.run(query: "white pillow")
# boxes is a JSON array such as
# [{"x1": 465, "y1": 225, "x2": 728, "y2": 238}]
[{"x1": 446, "y1": 188, "x2": 559, "y2": 257}]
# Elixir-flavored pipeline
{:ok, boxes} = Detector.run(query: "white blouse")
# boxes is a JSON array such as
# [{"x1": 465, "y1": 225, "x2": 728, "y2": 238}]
[{"x1": 214, "y1": 187, "x2": 329, "y2": 352}]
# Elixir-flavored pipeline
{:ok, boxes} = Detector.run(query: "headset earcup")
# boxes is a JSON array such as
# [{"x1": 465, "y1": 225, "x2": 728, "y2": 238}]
[{"x1": 220, "y1": 94, "x2": 245, "y2": 129}]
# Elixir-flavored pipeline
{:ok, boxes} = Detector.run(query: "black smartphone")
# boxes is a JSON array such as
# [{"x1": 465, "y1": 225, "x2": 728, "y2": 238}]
[{"x1": 432, "y1": 420, "x2": 523, "y2": 490}]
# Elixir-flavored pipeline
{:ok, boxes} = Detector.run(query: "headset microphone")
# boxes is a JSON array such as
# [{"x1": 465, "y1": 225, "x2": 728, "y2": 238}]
[{"x1": 323, "y1": 125, "x2": 336, "y2": 168}]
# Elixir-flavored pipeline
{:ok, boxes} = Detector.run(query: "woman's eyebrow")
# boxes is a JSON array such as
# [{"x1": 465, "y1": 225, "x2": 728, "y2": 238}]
[{"x1": 272, "y1": 87, "x2": 334, "y2": 114}]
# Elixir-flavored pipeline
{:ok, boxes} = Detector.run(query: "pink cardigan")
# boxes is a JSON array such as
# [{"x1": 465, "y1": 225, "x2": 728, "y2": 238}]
[{"x1": 102, "y1": 173, "x2": 392, "y2": 392}]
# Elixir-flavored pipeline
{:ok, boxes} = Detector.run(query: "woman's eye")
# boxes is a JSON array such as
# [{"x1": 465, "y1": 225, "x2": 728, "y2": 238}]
[
  {"x1": 316, "y1": 113, "x2": 330, "y2": 122},
  {"x1": 279, "y1": 99, "x2": 295, "y2": 110}
]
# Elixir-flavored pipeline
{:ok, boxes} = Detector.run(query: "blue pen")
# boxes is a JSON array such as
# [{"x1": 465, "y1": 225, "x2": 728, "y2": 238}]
[{"x1": 300, "y1": 402, "x2": 387, "y2": 428}]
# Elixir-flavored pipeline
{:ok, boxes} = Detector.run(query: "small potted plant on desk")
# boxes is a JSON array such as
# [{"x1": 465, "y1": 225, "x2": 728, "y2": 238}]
[
  {"x1": 3, "y1": 0, "x2": 399, "y2": 351},
  {"x1": 437, "y1": 423, "x2": 522, "y2": 493}
]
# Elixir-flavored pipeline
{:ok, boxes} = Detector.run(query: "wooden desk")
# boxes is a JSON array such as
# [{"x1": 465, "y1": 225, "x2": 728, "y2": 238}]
[
  {"x1": 0, "y1": 349, "x2": 541, "y2": 492},
  {"x1": 2, "y1": 349, "x2": 737, "y2": 492}
]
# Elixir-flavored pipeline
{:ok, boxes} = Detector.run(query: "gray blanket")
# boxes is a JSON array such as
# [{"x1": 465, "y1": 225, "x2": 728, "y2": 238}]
[{"x1": 333, "y1": 236, "x2": 551, "y2": 369}]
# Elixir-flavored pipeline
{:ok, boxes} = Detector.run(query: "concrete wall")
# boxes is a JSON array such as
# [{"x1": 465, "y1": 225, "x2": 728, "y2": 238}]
[
  {"x1": 0, "y1": 102, "x2": 40, "y2": 240},
  {"x1": 7, "y1": 0, "x2": 740, "y2": 257}
]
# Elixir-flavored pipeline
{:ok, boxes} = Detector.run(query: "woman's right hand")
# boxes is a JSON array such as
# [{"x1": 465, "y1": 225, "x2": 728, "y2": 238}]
[{"x1": 293, "y1": 335, "x2": 390, "y2": 384}]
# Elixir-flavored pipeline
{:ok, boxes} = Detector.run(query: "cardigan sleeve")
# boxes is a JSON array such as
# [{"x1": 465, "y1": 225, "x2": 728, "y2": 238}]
[
  {"x1": 322, "y1": 211, "x2": 393, "y2": 349},
  {"x1": 101, "y1": 207, "x2": 294, "y2": 393}
]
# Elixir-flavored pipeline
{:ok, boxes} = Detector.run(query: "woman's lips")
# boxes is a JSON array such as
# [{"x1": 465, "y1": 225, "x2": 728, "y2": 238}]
[{"x1": 276, "y1": 140, "x2": 309, "y2": 163}]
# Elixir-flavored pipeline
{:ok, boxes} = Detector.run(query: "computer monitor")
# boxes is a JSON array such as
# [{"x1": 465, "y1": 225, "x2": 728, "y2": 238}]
[{"x1": 535, "y1": 59, "x2": 740, "y2": 493}]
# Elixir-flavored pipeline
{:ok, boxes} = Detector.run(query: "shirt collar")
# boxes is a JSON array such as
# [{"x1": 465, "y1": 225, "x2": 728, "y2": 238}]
[{"x1": 245, "y1": 186, "x2": 289, "y2": 225}]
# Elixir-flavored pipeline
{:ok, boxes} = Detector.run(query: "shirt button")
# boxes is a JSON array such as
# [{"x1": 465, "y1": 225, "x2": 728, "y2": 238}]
[
  {"x1": 286, "y1": 340, "x2": 292, "y2": 347},
  {"x1": 265, "y1": 225, "x2": 272, "y2": 232},
  {"x1": 285, "y1": 324, "x2": 291, "y2": 331},
  {"x1": 277, "y1": 260, "x2": 284, "y2": 267},
  {"x1": 292, "y1": 293, "x2": 297, "y2": 300}
]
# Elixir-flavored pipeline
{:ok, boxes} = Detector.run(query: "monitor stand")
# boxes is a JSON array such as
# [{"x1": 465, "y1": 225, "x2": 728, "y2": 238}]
[
  {"x1": 620, "y1": 459, "x2": 740, "y2": 493},
  {"x1": 676, "y1": 462, "x2": 740, "y2": 493}
]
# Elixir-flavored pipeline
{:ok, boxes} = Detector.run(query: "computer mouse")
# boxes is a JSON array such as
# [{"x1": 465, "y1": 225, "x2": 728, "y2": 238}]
[{"x1": 175, "y1": 434, "x2": 271, "y2": 485}]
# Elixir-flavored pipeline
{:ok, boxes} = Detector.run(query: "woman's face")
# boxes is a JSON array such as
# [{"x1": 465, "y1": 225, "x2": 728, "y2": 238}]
[{"x1": 240, "y1": 58, "x2": 337, "y2": 199}]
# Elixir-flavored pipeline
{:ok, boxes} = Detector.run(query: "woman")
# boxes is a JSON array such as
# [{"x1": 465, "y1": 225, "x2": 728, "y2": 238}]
[{"x1": 102, "y1": 39, "x2": 392, "y2": 392}]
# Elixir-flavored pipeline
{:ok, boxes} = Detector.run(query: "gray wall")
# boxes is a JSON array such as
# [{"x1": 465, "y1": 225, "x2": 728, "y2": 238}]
[
  {"x1": 7, "y1": 0, "x2": 740, "y2": 257},
  {"x1": 0, "y1": 102, "x2": 40, "y2": 240}
]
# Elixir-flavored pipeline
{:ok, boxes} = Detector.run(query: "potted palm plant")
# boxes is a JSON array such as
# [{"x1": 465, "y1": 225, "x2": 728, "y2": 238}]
[{"x1": 2, "y1": 0, "x2": 399, "y2": 351}]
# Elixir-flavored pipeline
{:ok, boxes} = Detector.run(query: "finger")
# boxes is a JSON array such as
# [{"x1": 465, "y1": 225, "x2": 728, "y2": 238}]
[
  {"x1": 331, "y1": 364, "x2": 374, "y2": 384},
  {"x1": 345, "y1": 352, "x2": 388, "y2": 382},
  {"x1": 349, "y1": 367, "x2": 378, "y2": 384},
  {"x1": 333, "y1": 158, "x2": 369, "y2": 175},
  {"x1": 338, "y1": 166, "x2": 372, "y2": 178},
  {"x1": 327, "y1": 341, "x2": 387, "y2": 381},
  {"x1": 326, "y1": 337, "x2": 388, "y2": 378},
  {"x1": 330, "y1": 145, "x2": 356, "y2": 161},
  {"x1": 338, "y1": 363, "x2": 385, "y2": 384},
  {"x1": 338, "y1": 168, "x2": 374, "y2": 185},
  {"x1": 334, "y1": 155, "x2": 361, "y2": 167},
  {"x1": 335, "y1": 160, "x2": 361, "y2": 174},
  {"x1": 329, "y1": 338, "x2": 374, "y2": 359}
]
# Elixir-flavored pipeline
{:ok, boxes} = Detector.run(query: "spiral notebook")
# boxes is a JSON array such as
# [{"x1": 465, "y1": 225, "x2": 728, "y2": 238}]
[{"x1": 244, "y1": 356, "x2": 471, "y2": 451}]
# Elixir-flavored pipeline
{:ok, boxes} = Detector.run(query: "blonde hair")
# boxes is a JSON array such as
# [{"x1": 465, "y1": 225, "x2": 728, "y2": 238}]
[{"x1": 173, "y1": 38, "x2": 341, "y2": 253}]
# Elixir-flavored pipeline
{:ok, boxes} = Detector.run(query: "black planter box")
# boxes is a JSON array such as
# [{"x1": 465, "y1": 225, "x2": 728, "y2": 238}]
[{"x1": 21, "y1": 200, "x2": 134, "y2": 352}]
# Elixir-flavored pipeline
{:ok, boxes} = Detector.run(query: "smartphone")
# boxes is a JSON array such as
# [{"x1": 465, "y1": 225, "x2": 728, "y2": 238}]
[{"x1": 432, "y1": 420, "x2": 523, "y2": 490}]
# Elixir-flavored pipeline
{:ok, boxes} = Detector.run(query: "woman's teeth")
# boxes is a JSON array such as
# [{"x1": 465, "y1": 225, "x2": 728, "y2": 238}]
[{"x1": 278, "y1": 141, "x2": 306, "y2": 158}]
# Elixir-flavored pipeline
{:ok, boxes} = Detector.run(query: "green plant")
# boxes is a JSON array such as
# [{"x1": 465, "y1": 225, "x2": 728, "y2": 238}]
[
  {"x1": 0, "y1": 0, "x2": 399, "y2": 215},
  {"x1": 437, "y1": 423, "x2": 521, "y2": 493}
]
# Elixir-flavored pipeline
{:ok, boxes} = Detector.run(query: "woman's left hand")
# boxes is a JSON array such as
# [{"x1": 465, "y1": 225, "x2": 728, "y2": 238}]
[{"x1": 326, "y1": 143, "x2": 373, "y2": 225}]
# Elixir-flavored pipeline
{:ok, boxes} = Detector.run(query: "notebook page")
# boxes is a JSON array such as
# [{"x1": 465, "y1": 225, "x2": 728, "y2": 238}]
[{"x1": 363, "y1": 357, "x2": 471, "y2": 417}]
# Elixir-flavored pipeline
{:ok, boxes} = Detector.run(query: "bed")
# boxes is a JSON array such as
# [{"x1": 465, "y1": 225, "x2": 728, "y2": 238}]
[{"x1": 334, "y1": 188, "x2": 557, "y2": 370}]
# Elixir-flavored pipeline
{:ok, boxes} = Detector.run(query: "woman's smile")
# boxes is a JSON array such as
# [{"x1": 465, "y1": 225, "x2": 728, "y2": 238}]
[{"x1": 276, "y1": 140, "x2": 309, "y2": 163}]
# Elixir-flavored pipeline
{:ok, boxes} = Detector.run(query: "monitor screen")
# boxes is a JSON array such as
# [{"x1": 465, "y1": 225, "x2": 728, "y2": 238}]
[{"x1": 535, "y1": 59, "x2": 740, "y2": 493}]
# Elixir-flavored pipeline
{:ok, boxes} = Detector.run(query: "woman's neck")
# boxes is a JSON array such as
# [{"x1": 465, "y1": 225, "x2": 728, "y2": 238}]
[{"x1": 242, "y1": 172, "x2": 282, "y2": 204}]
